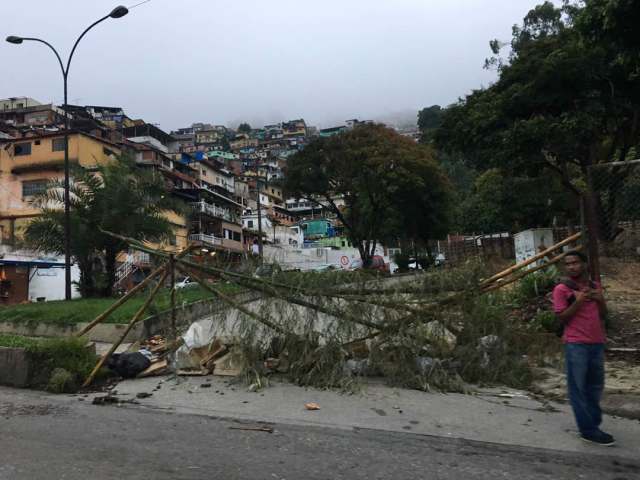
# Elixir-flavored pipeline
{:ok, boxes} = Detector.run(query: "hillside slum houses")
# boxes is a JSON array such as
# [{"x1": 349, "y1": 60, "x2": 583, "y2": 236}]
[{"x1": 0, "y1": 97, "x2": 405, "y2": 303}]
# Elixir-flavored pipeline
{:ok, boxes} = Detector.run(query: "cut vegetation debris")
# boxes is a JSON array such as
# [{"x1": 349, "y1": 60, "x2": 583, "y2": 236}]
[{"x1": 78, "y1": 231, "x2": 584, "y2": 395}]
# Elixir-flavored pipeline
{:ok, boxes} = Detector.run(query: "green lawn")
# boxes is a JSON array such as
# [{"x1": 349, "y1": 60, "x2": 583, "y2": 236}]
[
  {"x1": 0, "y1": 282, "x2": 242, "y2": 326},
  {"x1": 0, "y1": 333, "x2": 41, "y2": 348}
]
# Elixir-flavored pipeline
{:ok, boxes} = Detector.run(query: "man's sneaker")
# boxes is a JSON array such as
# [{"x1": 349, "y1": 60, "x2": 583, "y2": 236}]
[{"x1": 580, "y1": 430, "x2": 616, "y2": 446}]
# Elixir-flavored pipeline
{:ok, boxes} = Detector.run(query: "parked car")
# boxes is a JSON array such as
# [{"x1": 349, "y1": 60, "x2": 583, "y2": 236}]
[
  {"x1": 370, "y1": 255, "x2": 390, "y2": 273},
  {"x1": 174, "y1": 276, "x2": 196, "y2": 289}
]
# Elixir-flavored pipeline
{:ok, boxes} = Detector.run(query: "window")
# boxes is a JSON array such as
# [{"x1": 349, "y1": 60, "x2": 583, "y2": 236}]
[
  {"x1": 233, "y1": 231, "x2": 241, "y2": 242},
  {"x1": 14, "y1": 142, "x2": 31, "y2": 156},
  {"x1": 22, "y1": 180, "x2": 47, "y2": 198},
  {"x1": 52, "y1": 138, "x2": 65, "y2": 152},
  {"x1": 247, "y1": 220, "x2": 254, "y2": 229}
]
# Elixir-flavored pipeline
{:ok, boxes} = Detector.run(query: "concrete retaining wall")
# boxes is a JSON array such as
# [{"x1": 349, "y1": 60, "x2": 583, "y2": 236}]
[
  {"x1": 0, "y1": 347, "x2": 32, "y2": 387},
  {"x1": 142, "y1": 291, "x2": 262, "y2": 338},
  {"x1": 0, "y1": 320, "x2": 144, "y2": 344},
  {"x1": 0, "y1": 292, "x2": 262, "y2": 344}
]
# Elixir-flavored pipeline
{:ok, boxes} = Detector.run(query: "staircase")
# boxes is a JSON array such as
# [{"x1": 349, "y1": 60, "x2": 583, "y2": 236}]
[{"x1": 114, "y1": 251, "x2": 151, "y2": 289}]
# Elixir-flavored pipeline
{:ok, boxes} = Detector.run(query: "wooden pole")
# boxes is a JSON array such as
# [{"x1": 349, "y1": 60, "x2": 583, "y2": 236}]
[
  {"x1": 169, "y1": 254, "x2": 177, "y2": 342},
  {"x1": 480, "y1": 232, "x2": 582, "y2": 287},
  {"x1": 74, "y1": 263, "x2": 165, "y2": 338},
  {"x1": 82, "y1": 268, "x2": 169, "y2": 388},
  {"x1": 481, "y1": 245, "x2": 584, "y2": 293},
  {"x1": 99, "y1": 231, "x2": 422, "y2": 297},
  {"x1": 75, "y1": 245, "x2": 194, "y2": 338}
]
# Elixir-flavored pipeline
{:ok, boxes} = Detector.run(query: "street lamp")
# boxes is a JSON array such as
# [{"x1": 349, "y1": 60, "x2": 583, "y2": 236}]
[{"x1": 6, "y1": 5, "x2": 129, "y2": 300}]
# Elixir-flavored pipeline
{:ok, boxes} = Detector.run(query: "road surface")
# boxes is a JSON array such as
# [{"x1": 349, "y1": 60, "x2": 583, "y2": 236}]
[{"x1": 1, "y1": 387, "x2": 638, "y2": 480}]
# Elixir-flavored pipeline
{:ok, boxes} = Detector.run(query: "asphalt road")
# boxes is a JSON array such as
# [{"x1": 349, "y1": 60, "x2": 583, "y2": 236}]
[{"x1": 1, "y1": 391, "x2": 639, "y2": 480}]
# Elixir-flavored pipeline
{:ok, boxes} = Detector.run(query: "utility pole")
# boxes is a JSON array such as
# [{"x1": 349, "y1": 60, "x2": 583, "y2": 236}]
[
  {"x1": 7, "y1": 5, "x2": 129, "y2": 300},
  {"x1": 256, "y1": 178, "x2": 264, "y2": 262}
]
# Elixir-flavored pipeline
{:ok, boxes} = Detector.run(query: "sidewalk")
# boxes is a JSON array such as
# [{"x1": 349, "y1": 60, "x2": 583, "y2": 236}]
[{"x1": 108, "y1": 375, "x2": 640, "y2": 460}]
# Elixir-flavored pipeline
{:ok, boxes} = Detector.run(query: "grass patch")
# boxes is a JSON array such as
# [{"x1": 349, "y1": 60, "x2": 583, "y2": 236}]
[
  {"x1": 0, "y1": 282, "x2": 242, "y2": 327},
  {"x1": 0, "y1": 333, "x2": 41, "y2": 348},
  {"x1": 26, "y1": 337, "x2": 101, "y2": 393},
  {"x1": 0, "y1": 334, "x2": 101, "y2": 393}
]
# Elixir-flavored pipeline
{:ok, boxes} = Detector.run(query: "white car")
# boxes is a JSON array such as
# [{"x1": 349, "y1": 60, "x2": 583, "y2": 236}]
[{"x1": 174, "y1": 276, "x2": 196, "y2": 289}]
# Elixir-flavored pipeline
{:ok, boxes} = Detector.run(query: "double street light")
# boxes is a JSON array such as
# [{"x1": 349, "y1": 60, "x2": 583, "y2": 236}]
[{"x1": 6, "y1": 5, "x2": 129, "y2": 300}]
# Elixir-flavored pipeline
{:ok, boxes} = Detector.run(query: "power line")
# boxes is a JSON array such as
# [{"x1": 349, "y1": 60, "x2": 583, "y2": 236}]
[{"x1": 128, "y1": 0, "x2": 153, "y2": 9}]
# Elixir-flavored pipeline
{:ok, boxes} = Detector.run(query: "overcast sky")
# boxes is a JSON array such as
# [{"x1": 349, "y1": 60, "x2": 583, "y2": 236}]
[{"x1": 3, "y1": 0, "x2": 541, "y2": 131}]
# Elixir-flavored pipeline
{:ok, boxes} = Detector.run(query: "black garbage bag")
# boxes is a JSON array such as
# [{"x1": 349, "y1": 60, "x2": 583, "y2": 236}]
[{"x1": 107, "y1": 352, "x2": 151, "y2": 378}]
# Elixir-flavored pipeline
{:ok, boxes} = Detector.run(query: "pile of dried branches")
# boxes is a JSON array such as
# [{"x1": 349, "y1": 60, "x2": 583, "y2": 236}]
[{"x1": 81, "y1": 231, "x2": 579, "y2": 391}]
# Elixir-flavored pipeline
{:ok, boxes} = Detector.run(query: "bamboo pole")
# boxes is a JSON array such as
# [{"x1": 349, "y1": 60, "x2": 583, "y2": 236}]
[
  {"x1": 99, "y1": 231, "x2": 456, "y2": 339},
  {"x1": 177, "y1": 265, "x2": 287, "y2": 334},
  {"x1": 100, "y1": 230, "x2": 434, "y2": 298},
  {"x1": 75, "y1": 263, "x2": 165, "y2": 338},
  {"x1": 480, "y1": 232, "x2": 582, "y2": 287},
  {"x1": 175, "y1": 258, "x2": 384, "y2": 331},
  {"x1": 75, "y1": 245, "x2": 194, "y2": 338},
  {"x1": 481, "y1": 245, "x2": 583, "y2": 293},
  {"x1": 82, "y1": 269, "x2": 170, "y2": 388}
]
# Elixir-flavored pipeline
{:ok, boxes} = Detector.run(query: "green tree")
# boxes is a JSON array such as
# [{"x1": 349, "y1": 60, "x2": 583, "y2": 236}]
[
  {"x1": 285, "y1": 124, "x2": 451, "y2": 266},
  {"x1": 220, "y1": 136, "x2": 231, "y2": 151},
  {"x1": 237, "y1": 122, "x2": 252, "y2": 134},
  {"x1": 435, "y1": 1, "x2": 640, "y2": 239},
  {"x1": 457, "y1": 168, "x2": 575, "y2": 233},
  {"x1": 417, "y1": 105, "x2": 443, "y2": 144},
  {"x1": 25, "y1": 156, "x2": 181, "y2": 297}
]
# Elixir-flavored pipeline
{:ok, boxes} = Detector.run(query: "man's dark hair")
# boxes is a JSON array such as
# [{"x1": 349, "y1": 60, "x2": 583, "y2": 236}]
[{"x1": 565, "y1": 250, "x2": 588, "y2": 263}]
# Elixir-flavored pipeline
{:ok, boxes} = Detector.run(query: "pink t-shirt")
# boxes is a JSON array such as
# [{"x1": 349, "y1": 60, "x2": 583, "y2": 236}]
[{"x1": 552, "y1": 281, "x2": 606, "y2": 344}]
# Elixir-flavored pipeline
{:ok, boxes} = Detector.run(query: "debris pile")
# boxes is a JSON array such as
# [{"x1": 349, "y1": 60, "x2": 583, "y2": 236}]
[{"x1": 81, "y1": 231, "x2": 585, "y2": 393}]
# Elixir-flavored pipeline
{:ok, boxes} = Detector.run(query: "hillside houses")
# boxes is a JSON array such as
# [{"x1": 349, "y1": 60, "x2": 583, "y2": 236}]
[{"x1": 0, "y1": 96, "x2": 382, "y2": 301}]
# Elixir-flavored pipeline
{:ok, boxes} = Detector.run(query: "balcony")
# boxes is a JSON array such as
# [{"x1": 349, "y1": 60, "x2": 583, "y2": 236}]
[
  {"x1": 201, "y1": 182, "x2": 236, "y2": 199},
  {"x1": 188, "y1": 233, "x2": 223, "y2": 246},
  {"x1": 191, "y1": 201, "x2": 232, "y2": 222}
]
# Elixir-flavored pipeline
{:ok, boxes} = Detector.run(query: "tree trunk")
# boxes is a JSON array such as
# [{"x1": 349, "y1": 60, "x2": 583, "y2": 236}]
[
  {"x1": 103, "y1": 245, "x2": 118, "y2": 297},
  {"x1": 77, "y1": 256, "x2": 95, "y2": 298}
]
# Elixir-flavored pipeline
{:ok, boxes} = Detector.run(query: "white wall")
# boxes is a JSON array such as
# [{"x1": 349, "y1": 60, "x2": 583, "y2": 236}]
[
  {"x1": 263, "y1": 244, "x2": 392, "y2": 272},
  {"x1": 28, "y1": 264, "x2": 81, "y2": 301}
]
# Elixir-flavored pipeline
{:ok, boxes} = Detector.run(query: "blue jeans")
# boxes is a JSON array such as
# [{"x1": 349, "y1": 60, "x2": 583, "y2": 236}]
[{"x1": 565, "y1": 343, "x2": 605, "y2": 436}]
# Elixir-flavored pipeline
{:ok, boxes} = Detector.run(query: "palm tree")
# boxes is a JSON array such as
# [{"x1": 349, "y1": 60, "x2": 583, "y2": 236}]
[{"x1": 25, "y1": 155, "x2": 183, "y2": 297}]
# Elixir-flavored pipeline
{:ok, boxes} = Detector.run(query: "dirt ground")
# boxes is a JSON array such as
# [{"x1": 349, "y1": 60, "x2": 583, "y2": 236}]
[
  {"x1": 600, "y1": 257, "x2": 640, "y2": 354},
  {"x1": 533, "y1": 257, "x2": 640, "y2": 418}
]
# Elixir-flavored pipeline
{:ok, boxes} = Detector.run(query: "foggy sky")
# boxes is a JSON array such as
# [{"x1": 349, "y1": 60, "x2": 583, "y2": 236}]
[{"x1": 3, "y1": 0, "x2": 541, "y2": 131}]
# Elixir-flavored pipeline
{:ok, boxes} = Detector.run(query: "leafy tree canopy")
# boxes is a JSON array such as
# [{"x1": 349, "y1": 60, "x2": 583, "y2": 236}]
[
  {"x1": 237, "y1": 122, "x2": 252, "y2": 134},
  {"x1": 285, "y1": 124, "x2": 451, "y2": 265},
  {"x1": 435, "y1": 0, "x2": 640, "y2": 196},
  {"x1": 417, "y1": 105, "x2": 443, "y2": 143}
]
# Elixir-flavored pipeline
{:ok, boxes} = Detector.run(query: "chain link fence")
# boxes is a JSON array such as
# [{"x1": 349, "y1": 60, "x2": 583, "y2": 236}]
[{"x1": 589, "y1": 159, "x2": 640, "y2": 259}]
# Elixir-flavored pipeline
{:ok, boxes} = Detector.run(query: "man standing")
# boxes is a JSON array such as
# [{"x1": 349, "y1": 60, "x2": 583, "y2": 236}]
[{"x1": 553, "y1": 250, "x2": 614, "y2": 445}]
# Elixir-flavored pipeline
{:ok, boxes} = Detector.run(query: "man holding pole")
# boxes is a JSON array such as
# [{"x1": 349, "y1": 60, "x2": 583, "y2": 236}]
[{"x1": 552, "y1": 250, "x2": 614, "y2": 446}]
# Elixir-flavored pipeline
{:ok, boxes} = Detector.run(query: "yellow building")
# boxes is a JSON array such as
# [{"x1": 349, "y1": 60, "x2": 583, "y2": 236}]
[{"x1": 0, "y1": 132, "x2": 121, "y2": 243}]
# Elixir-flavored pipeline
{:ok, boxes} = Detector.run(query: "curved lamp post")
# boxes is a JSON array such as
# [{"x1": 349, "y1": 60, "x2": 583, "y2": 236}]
[{"x1": 6, "y1": 5, "x2": 128, "y2": 300}]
